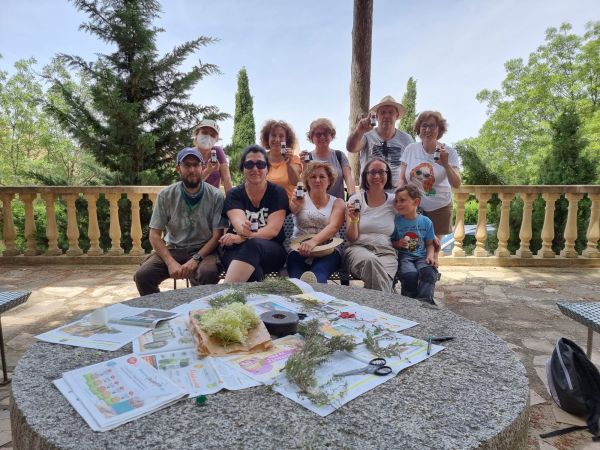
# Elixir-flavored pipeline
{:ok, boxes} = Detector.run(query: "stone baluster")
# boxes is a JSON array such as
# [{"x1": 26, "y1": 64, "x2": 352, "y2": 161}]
[
  {"x1": 537, "y1": 192, "x2": 559, "y2": 258},
  {"x1": 452, "y1": 192, "x2": 469, "y2": 257},
  {"x1": 84, "y1": 193, "x2": 102, "y2": 256},
  {"x1": 41, "y1": 193, "x2": 62, "y2": 256},
  {"x1": 560, "y1": 193, "x2": 582, "y2": 258},
  {"x1": 1, "y1": 193, "x2": 19, "y2": 256},
  {"x1": 516, "y1": 193, "x2": 535, "y2": 258},
  {"x1": 63, "y1": 193, "x2": 83, "y2": 256},
  {"x1": 106, "y1": 193, "x2": 123, "y2": 256},
  {"x1": 583, "y1": 193, "x2": 600, "y2": 258},
  {"x1": 473, "y1": 192, "x2": 491, "y2": 257},
  {"x1": 20, "y1": 194, "x2": 38, "y2": 256},
  {"x1": 129, "y1": 193, "x2": 145, "y2": 256},
  {"x1": 494, "y1": 192, "x2": 514, "y2": 257}
]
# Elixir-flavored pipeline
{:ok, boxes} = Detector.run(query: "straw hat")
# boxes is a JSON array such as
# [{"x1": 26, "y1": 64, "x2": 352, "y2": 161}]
[
  {"x1": 290, "y1": 235, "x2": 344, "y2": 258},
  {"x1": 369, "y1": 95, "x2": 406, "y2": 117}
]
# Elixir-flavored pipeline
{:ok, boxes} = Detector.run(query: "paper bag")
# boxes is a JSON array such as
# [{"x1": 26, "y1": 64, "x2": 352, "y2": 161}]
[{"x1": 189, "y1": 309, "x2": 273, "y2": 356}]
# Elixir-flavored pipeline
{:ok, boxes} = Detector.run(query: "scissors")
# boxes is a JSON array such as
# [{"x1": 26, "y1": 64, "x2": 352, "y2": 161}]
[{"x1": 334, "y1": 358, "x2": 393, "y2": 377}]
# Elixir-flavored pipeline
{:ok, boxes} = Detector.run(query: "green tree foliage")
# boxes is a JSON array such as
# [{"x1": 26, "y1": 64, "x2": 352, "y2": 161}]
[
  {"x1": 455, "y1": 140, "x2": 505, "y2": 186},
  {"x1": 46, "y1": 0, "x2": 227, "y2": 185},
  {"x1": 0, "y1": 57, "x2": 100, "y2": 186},
  {"x1": 539, "y1": 109, "x2": 594, "y2": 185},
  {"x1": 398, "y1": 77, "x2": 416, "y2": 137},
  {"x1": 466, "y1": 22, "x2": 600, "y2": 184},
  {"x1": 228, "y1": 68, "x2": 256, "y2": 184}
]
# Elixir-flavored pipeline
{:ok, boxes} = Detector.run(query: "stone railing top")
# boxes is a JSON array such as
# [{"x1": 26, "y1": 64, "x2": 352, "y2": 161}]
[
  {"x1": 453, "y1": 185, "x2": 600, "y2": 195},
  {"x1": 1, "y1": 184, "x2": 600, "y2": 196},
  {"x1": 0, "y1": 186, "x2": 164, "y2": 195}
]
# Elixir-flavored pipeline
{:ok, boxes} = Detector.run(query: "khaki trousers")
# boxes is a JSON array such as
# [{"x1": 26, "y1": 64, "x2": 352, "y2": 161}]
[{"x1": 343, "y1": 243, "x2": 398, "y2": 293}]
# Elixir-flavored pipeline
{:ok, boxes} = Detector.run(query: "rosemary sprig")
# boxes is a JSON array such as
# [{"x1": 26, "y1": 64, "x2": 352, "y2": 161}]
[{"x1": 284, "y1": 319, "x2": 355, "y2": 406}]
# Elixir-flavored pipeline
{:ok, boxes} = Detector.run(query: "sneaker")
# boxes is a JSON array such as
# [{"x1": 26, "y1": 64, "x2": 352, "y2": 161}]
[{"x1": 300, "y1": 271, "x2": 318, "y2": 284}]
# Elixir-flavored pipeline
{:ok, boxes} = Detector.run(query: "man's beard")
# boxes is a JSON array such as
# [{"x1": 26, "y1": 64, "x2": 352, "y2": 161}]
[{"x1": 181, "y1": 177, "x2": 201, "y2": 190}]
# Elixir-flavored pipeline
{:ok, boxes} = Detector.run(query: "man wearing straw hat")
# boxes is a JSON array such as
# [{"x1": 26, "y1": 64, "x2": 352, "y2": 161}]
[{"x1": 346, "y1": 95, "x2": 414, "y2": 189}]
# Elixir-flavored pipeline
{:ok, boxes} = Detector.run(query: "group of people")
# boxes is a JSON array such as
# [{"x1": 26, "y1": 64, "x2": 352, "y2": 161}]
[{"x1": 134, "y1": 95, "x2": 461, "y2": 304}]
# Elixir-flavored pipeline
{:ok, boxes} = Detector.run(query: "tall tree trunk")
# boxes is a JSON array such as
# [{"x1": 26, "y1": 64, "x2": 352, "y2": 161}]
[{"x1": 348, "y1": 0, "x2": 373, "y2": 185}]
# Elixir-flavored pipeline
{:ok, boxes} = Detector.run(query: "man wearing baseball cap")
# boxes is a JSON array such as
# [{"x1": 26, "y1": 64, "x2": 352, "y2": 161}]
[
  {"x1": 134, "y1": 147, "x2": 227, "y2": 295},
  {"x1": 346, "y1": 95, "x2": 414, "y2": 189},
  {"x1": 191, "y1": 119, "x2": 233, "y2": 192}
]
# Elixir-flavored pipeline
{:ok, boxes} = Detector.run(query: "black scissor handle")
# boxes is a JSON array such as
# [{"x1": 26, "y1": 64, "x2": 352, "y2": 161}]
[
  {"x1": 370, "y1": 358, "x2": 387, "y2": 366},
  {"x1": 374, "y1": 365, "x2": 393, "y2": 376}
]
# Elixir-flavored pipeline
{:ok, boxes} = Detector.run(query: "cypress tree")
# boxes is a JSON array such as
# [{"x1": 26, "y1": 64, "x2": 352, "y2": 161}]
[
  {"x1": 398, "y1": 77, "x2": 417, "y2": 137},
  {"x1": 228, "y1": 68, "x2": 256, "y2": 181},
  {"x1": 46, "y1": 0, "x2": 227, "y2": 184}
]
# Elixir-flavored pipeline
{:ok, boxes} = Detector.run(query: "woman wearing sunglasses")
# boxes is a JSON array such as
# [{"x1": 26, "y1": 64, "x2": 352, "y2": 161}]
[
  {"x1": 343, "y1": 158, "x2": 398, "y2": 293},
  {"x1": 300, "y1": 118, "x2": 355, "y2": 200},
  {"x1": 399, "y1": 111, "x2": 461, "y2": 263},
  {"x1": 219, "y1": 145, "x2": 289, "y2": 282},
  {"x1": 260, "y1": 119, "x2": 303, "y2": 200}
]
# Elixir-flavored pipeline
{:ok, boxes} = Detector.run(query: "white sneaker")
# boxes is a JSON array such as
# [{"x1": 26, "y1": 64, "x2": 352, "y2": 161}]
[{"x1": 300, "y1": 271, "x2": 318, "y2": 284}]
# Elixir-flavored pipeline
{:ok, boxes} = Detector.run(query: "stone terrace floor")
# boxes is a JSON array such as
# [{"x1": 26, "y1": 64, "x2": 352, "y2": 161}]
[{"x1": 1, "y1": 265, "x2": 600, "y2": 449}]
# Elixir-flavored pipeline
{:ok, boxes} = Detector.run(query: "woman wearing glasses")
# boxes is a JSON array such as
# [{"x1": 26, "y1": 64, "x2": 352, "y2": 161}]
[
  {"x1": 260, "y1": 119, "x2": 303, "y2": 200},
  {"x1": 220, "y1": 145, "x2": 289, "y2": 282},
  {"x1": 300, "y1": 118, "x2": 355, "y2": 200},
  {"x1": 343, "y1": 158, "x2": 398, "y2": 293},
  {"x1": 399, "y1": 111, "x2": 461, "y2": 262}
]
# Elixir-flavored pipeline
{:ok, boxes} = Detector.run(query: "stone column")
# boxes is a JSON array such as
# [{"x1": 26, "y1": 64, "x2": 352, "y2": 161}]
[
  {"x1": 536, "y1": 192, "x2": 559, "y2": 258},
  {"x1": 106, "y1": 193, "x2": 123, "y2": 256},
  {"x1": 560, "y1": 193, "x2": 582, "y2": 258},
  {"x1": 63, "y1": 193, "x2": 83, "y2": 256},
  {"x1": 583, "y1": 193, "x2": 600, "y2": 258},
  {"x1": 129, "y1": 193, "x2": 145, "y2": 256},
  {"x1": 41, "y1": 193, "x2": 62, "y2": 256},
  {"x1": 516, "y1": 193, "x2": 535, "y2": 258},
  {"x1": 1, "y1": 193, "x2": 19, "y2": 256},
  {"x1": 84, "y1": 193, "x2": 102, "y2": 256},
  {"x1": 473, "y1": 192, "x2": 491, "y2": 257},
  {"x1": 21, "y1": 194, "x2": 38, "y2": 256},
  {"x1": 451, "y1": 193, "x2": 469, "y2": 257},
  {"x1": 494, "y1": 192, "x2": 514, "y2": 257}
]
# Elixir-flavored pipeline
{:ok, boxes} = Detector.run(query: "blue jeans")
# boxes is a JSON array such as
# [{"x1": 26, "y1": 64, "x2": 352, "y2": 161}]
[
  {"x1": 286, "y1": 251, "x2": 342, "y2": 283},
  {"x1": 398, "y1": 253, "x2": 438, "y2": 304}
]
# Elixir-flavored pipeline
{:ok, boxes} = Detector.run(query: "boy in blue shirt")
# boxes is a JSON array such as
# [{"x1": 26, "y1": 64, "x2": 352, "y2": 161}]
[{"x1": 391, "y1": 184, "x2": 438, "y2": 304}]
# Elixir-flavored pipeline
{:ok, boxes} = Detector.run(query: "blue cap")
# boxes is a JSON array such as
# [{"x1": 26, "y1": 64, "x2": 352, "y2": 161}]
[{"x1": 177, "y1": 148, "x2": 202, "y2": 165}]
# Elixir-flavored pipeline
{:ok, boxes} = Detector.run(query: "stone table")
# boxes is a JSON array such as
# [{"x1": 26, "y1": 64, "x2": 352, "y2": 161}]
[{"x1": 11, "y1": 284, "x2": 529, "y2": 450}]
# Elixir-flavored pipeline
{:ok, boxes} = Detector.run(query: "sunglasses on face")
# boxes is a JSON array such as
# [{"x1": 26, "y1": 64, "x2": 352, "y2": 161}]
[
  {"x1": 243, "y1": 160, "x2": 268, "y2": 170},
  {"x1": 313, "y1": 131, "x2": 331, "y2": 138},
  {"x1": 415, "y1": 170, "x2": 431, "y2": 178}
]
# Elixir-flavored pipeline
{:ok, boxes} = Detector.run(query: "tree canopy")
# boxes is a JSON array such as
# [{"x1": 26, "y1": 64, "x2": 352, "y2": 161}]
[
  {"x1": 398, "y1": 77, "x2": 417, "y2": 137},
  {"x1": 461, "y1": 22, "x2": 600, "y2": 185},
  {"x1": 228, "y1": 67, "x2": 256, "y2": 182},
  {"x1": 45, "y1": 0, "x2": 227, "y2": 185}
]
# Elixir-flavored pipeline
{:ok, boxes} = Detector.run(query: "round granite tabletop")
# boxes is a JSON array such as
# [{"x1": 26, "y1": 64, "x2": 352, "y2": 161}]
[{"x1": 11, "y1": 284, "x2": 529, "y2": 450}]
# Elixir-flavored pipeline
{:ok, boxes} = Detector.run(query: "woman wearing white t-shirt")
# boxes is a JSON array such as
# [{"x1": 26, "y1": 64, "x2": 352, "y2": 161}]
[
  {"x1": 399, "y1": 111, "x2": 461, "y2": 254},
  {"x1": 344, "y1": 158, "x2": 398, "y2": 293}
]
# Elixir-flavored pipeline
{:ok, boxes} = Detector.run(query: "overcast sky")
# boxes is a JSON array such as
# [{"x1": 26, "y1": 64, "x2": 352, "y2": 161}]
[{"x1": 1, "y1": 0, "x2": 598, "y2": 149}]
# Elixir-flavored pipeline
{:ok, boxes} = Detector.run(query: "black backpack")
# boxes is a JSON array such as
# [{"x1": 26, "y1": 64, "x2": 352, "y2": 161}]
[{"x1": 542, "y1": 337, "x2": 600, "y2": 440}]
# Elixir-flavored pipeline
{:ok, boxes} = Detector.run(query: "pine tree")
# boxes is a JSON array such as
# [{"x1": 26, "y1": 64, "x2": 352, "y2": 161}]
[
  {"x1": 45, "y1": 0, "x2": 227, "y2": 185},
  {"x1": 538, "y1": 108, "x2": 595, "y2": 253},
  {"x1": 398, "y1": 77, "x2": 417, "y2": 137},
  {"x1": 228, "y1": 68, "x2": 256, "y2": 182},
  {"x1": 538, "y1": 109, "x2": 594, "y2": 185}
]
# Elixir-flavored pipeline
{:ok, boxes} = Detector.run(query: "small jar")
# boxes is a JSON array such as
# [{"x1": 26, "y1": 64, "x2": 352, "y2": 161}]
[
  {"x1": 295, "y1": 182, "x2": 305, "y2": 199},
  {"x1": 250, "y1": 213, "x2": 259, "y2": 232}
]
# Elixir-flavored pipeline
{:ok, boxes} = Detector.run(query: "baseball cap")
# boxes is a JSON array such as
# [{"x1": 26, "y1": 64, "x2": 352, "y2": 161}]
[
  {"x1": 177, "y1": 148, "x2": 202, "y2": 165},
  {"x1": 194, "y1": 119, "x2": 220, "y2": 135}
]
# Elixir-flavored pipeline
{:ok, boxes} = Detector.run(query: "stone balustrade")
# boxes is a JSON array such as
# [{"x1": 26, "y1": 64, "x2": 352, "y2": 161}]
[{"x1": 1, "y1": 185, "x2": 600, "y2": 266}]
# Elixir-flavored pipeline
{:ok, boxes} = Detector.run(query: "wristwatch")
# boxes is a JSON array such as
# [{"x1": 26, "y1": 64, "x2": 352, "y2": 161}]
[{"x1": 192, "y1": 253, "x2": 204, "y2": 263}]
